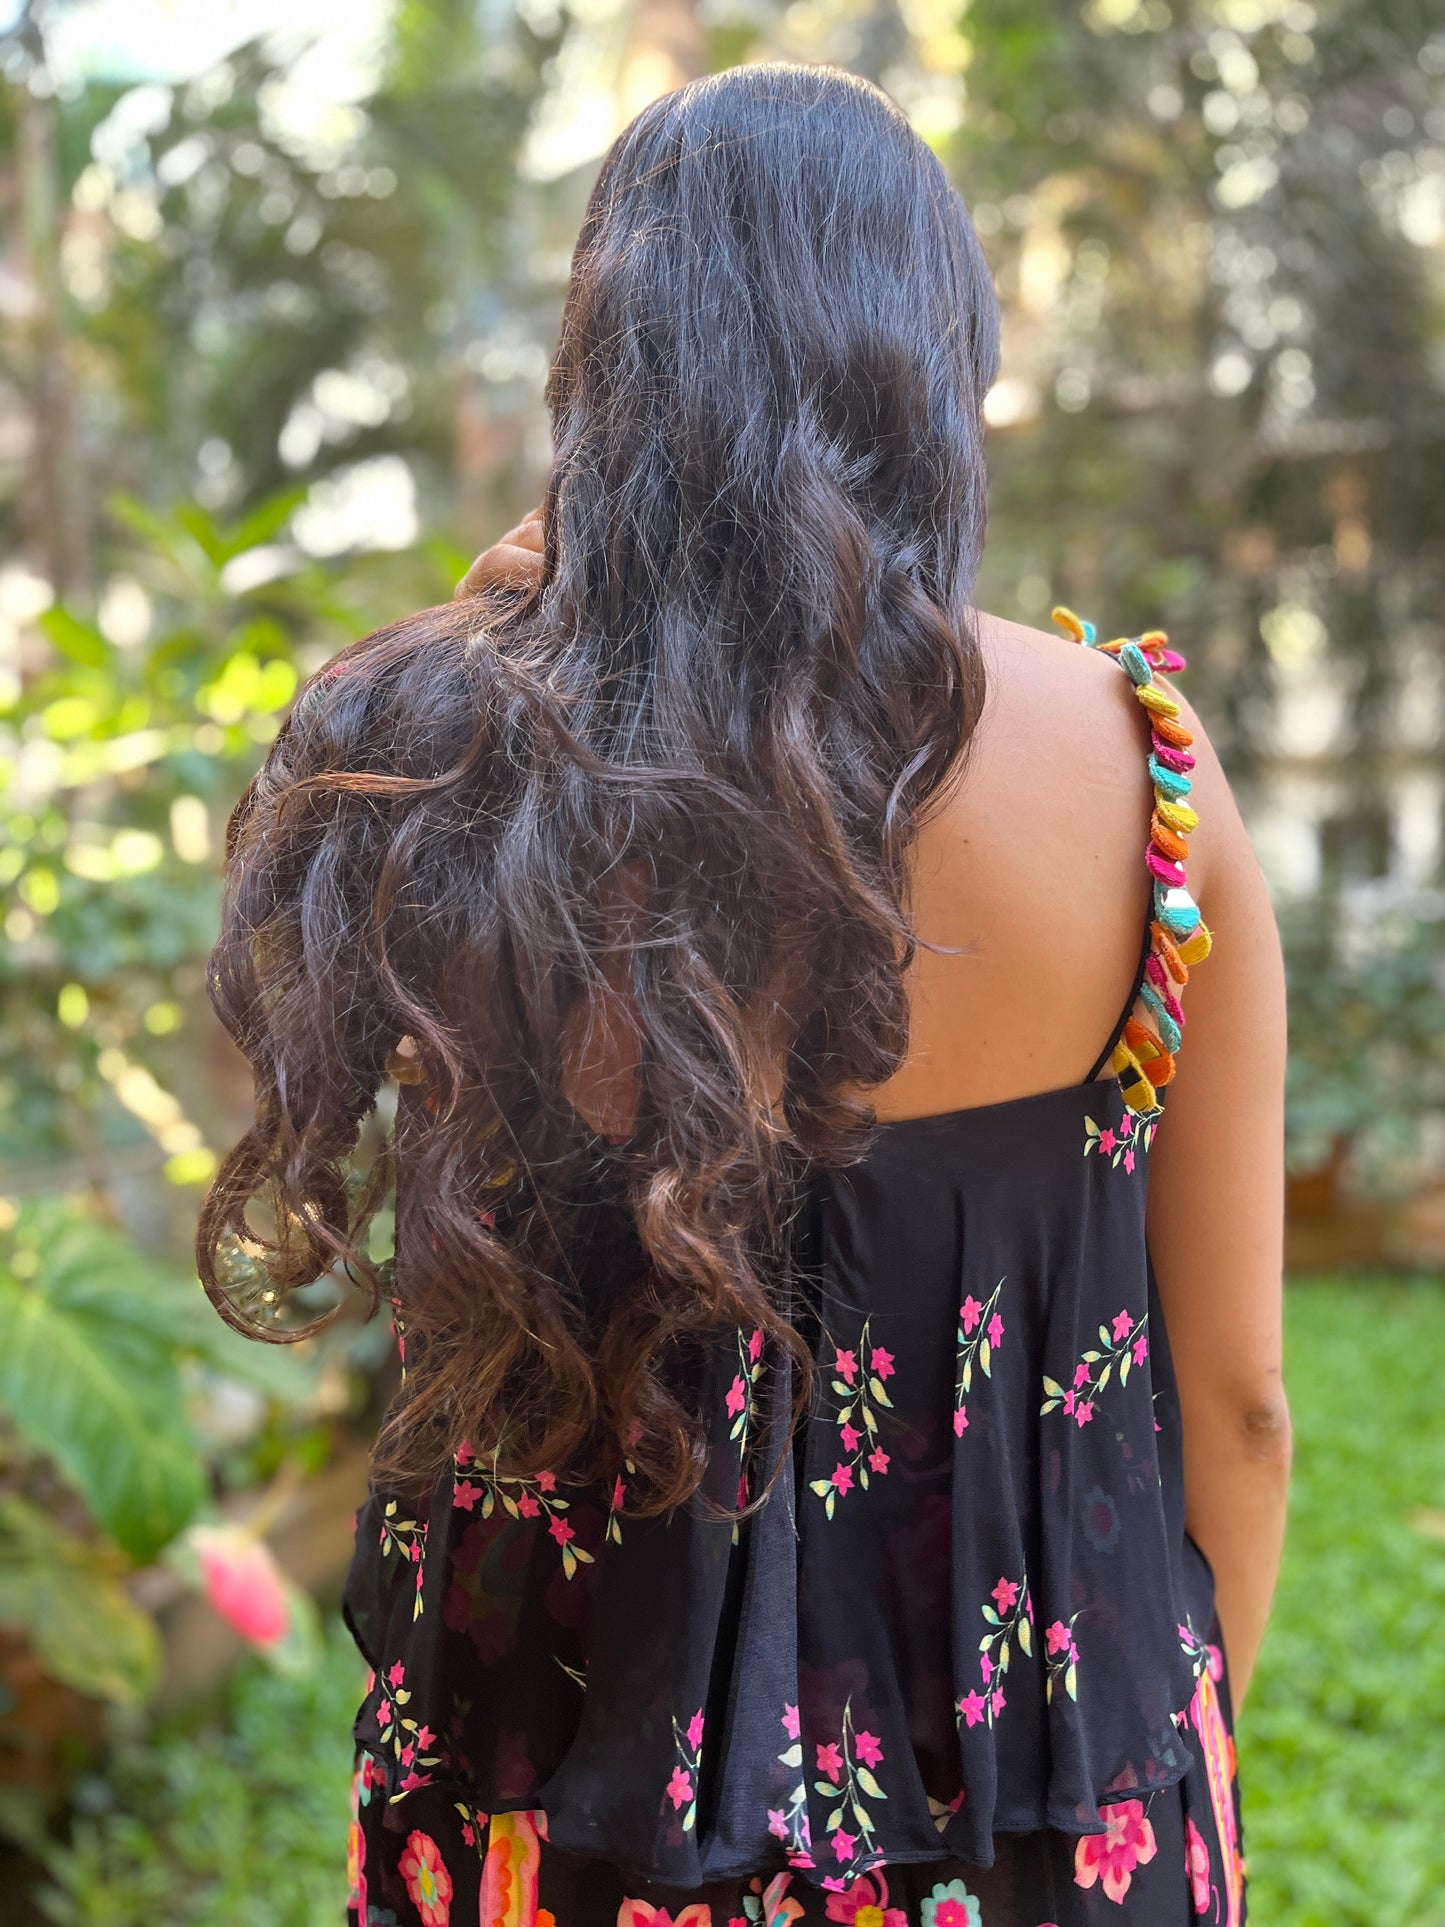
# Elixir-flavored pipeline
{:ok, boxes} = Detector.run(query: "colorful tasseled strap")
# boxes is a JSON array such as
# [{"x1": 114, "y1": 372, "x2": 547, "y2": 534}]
[{"x1": 1052, "y1": 606, "x2": 1214, "y2": 1116}]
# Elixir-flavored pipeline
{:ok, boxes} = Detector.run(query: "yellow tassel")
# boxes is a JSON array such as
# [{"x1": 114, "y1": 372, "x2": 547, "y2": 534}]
[
  {"x1": 1111, "y1": 1039, "x2": 1157, "y2": 1113},
  {"x1": 1051, "y1": 605, "x2": 1087, "y2": 643},
  {"x1": 1154, "y1": 798, "x2": 1199, "y2": 835},
  {"x1": 1135, "y1": 684, "x2": 1182, "y2": 720},
  {"x1": 1177, "y1": 923, "x2": 1213, "y2": 966}
]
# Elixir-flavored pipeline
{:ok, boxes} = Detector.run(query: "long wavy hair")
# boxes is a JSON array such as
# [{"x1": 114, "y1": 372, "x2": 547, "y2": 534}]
[{"x1": 199, "y1": 62, "x2": 1001, "y2": 1512}]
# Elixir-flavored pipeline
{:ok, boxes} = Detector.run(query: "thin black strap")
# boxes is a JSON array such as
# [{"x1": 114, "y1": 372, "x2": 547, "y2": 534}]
[{"x1": 1086, "y1": 913, "x2": 1153, "y2": 1084}]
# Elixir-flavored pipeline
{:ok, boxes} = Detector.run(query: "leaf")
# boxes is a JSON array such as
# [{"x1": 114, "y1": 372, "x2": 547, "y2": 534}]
[
  {"x1": 981, "y1": 1605, "x2": 1000, "y2": 1626},
  {"x1": 1097, "y1": 1363, "x2": 1112, "y2": 1391},
  {"x1": 39, "y1": 606, "x2": 113, "y2": 671},
  {"x1": 868, "y1": 1376, "x2": 892, "y2": 1407},
  {"x1": 0, "y1": 1210, "x2": 206, "y2": 1562},
  {"x1": 1042, "y1": 1376, "x2": 1065, "y2": 1399},
  {"x1": 825, "y1": 1805, "x2": 844, "y2": 1831},
  {"x1": 962, "y1": 1359, "x2": 973, "y2": 1394},
  {"x1": 1018, "y1": 1617, "x2": 1032, "y2": 1658},
  {"x1": 831, "y1": 1382, "x2": 853, "y2": 1399},
  {"x1": 0, "y1": 1495, "x2": 160, "y2": 1706},
  {"x1": 1040, "y1": 1399, "x2": 1059, "y2": 1415},
  {"x1": 1083, "y1": 1349, "x2": 1101, "y2": 1363},
  {"x1": 809, "y1": 1480, "x2": 832, "y2": 1498},
  {"x1": 999, "y1": 1639, "x2": 1010, "y2": 1670},
  {"x1": 859, "y1": 1466, "x2": 869, "y2": 1490},
  {"x1": 1120, "y1": 1351, "x2": 1132, "y2": 1388},
  {"x1": 223, "y1": 485, "x2": 309, "y2": 560},
  {"x1": 778, "y1": 1744, "x2": 802, "y2": 1769},
  {"x1": 825, "y1": 1491, "x2": 835, "y2": 1521},
  {"x1": 1065, "y1": 1662, "x2": 1078, "y2": 1701},
  {"x1": 852, "y1": 1801, "x2": 871, "y2": 1829},
  {"x1": 1099, "y1": 1325, "x2": 1112, "y2": 1347},
  {"x1": 855, "y1": 1767, "x2": 885, "y2": 1800},
  {"x1": 980, "y1": 1340, "x2": 991, "y2": 1376}
]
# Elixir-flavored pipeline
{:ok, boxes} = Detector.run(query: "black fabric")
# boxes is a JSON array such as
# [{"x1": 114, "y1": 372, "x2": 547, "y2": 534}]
[{"x1": 342, "y1": 1076, "x2": 1246, "y2": 1925}]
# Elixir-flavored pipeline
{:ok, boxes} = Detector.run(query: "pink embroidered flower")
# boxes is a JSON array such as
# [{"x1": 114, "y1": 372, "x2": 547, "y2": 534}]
[
  {"x1": 1112, "y1": 1310, "x2": 1133, "y2": 1341},
  {"x1": 960, "y1": 1295, "x2": 983, "y2": 1334},
  {"x1": 991, "y1": 1688, "x2": 1006, "y2": 1717},
  {"x1": 1063, "y1": 1390, "x2": 1076, "y2": 1415},
  {"x1": 535, "y1": 1470, "x2": 557, "y2": 1493},
  {"x1": 686, "y1": 1709, "x2": 705, "y2": 1750},
  {"x1": 454, "y1": 1440, "x2": 473, "y2": 1468},
  {"x1": 1073, "y1": 1798, "x2": 1158, "y2": 1904},
  {"x1": 957, "y1": 1689, "x2": 987, "y2": 1728},
  {"x1": 987, "y1": 1311, "x2": 1005, "y2": 1351},
  {"x1": 1075, "y1": 1400, "x2": 1095, "y2": 1427},
  {"x1": 398, "y1": 1768, "x2": 432, "y2": 1793},
  {"x1": 452, "y1": 1480, "x2": 482, "y2": 1511},
  {"x1": 666, "y1": 1765, "x2": 693, "y2": 1810},
  {"x1": 726, "y1": 1375, "x2": 747, "y2": 1418},
  {"x1": 1074, "y1": 1363, "x2": 1091, "y2": 1389},
  {"x1": 871, "y1": 1346, "x2": 896, "y2": 1380},
  {"x1": 620, "y1": 1903, "x2": 713, "y2": 1927},
  {"x1": 626, "y1": 1417, "x2": 643, "y2": 1448},
  {"x1": 991, "y1": 1577, "x2": 1019, "y2": 1613},
  {"x1": 1046, "y1": 1620, "x2": 1072, "y2": 1656},
  {"x1": 398, "y1": 1831, "x2": 453, "y2": 1926},
  {"x1": 868, "y1": 1447, "x2": 890, "y2": 1475},
  {"x1": 768, "y1": 1808, "x2": 789, "y2": 1840},
  {"x1": 980, "y1": 1653, "x2": 993, "y2": 1682},
  {"x1": 830, "y1": 1828, "x2": 857, "y2": 1863},
  {"x1": 387, "y1": 1661, "x2": 406, "y2": 1688},
  {"x1": 782, "y1": 1703, "x2": 801, "y2": 1739},
  {"x1": 1133, "y1": 1335, "x2": 1149, "y2": 1368},
  {"x1": 1184, "y1": 1814, "x2": 1211, "y2": 1913},
  {"x1": 748, "y1": 1328, "x2": 764, "y2": 1362},
  {"x1": 854, "y1": 1730, "x2": 884, "y2": 1768},
  {"x1": 824, "y1": 1870, "x2": 906, "y2": 1927},
  {"x1": 612, "y1": 1475, "x2": 627, "y2": 1511},
  {"x1": 835, "y1": 1350, "x2": 858, "y2": 1384},
  {"x1": 816, "y1": 1741, "x2": 843, "y2": 1782},
  {"x1": 518, "y1": 1492, "x2": 540, "y2": 1518},
  {"x1": 953, "y1": 1408, "x2": 968, "y2": 1436},
  {"x1": 830, "y1": 1463, "x2": 855, "y2": 1496},
  {"x1": 548, "y1": 1516, "x2": 575, "y2": 1547},
  {"x1": 840, "y1": 1423, "x2": 862, "y2": 1453},
  {"x1": 1123, "y1": 1148, "x2": 1135, "y2": 1173},
  {"x1": 1098, "y1": 1127, "x2": 1117, "y2": 1154}
]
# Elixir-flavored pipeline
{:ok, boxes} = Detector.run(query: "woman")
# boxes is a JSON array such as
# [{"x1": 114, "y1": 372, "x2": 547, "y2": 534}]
[{"x1": 201, "y1": 63, "x2": 1289, "y2": 1927}]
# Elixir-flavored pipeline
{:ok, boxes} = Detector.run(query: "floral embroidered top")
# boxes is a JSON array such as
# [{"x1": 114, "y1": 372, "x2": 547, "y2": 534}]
[{"x1": 342, "y1": 615, "x2": 1221, "y2": 1898}]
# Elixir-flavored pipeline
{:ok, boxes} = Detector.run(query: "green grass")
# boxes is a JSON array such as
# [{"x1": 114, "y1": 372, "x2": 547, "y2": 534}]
[
  {"x1": 31, "y1": 1278, "x2": 1445, "y2": 1926},
  {"x1": 1241, "y1": 1277, "x2": 1445, "y2": 1927}
]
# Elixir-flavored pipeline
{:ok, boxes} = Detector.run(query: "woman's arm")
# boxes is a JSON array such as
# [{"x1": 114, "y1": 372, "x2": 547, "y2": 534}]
[{"x1": 1146, "y1": 705, "x2": 1291, "y2": 1708}]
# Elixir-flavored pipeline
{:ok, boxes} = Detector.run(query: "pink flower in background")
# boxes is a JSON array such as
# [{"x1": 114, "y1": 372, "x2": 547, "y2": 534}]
[
  {"x1": 748, "y1": 1328, "x2": 764, "y2": 1361},
  {"x1": 189, "y1": 1524, "x2": 289, "y2": 1647},
  {"x1": 868, "y1": 1448, "x2": 890, "y2": 1475},
  {"x1": 452, "y1": 1480, "x2": 482, "y2": 1511},
  {"x1": 1046, "y1": 1621, "x2": 1072, "y2": 1657},
  {"x1": 991, "y1": 1688, "x2": 1006, "y2": 1717},
  {"x1": 548, "y1": 1517, "x2": 575, "y2": 1547},
  {"x1": 841, "y1": 1423, "x2": 862, "y2": 1453},
  {"x1": 1075, "y1": 1400, "x2": 1095, "y2": 1427},
  {"x1": 1073, "y1": 1364, "x2": 1091, "y2": 1389},
  {"x1": 535, "y1": 1470, "x2": 557, "y2": 1493},
  {"x1": 518, "y1": 1493, "x2": 540, "y2": 1518},
  {"x1": 824, "y1": 1870, "x2": 905, "y2": 1927},
  {"x1": 768, "y1": 1808, "x2": 789, "y2": 1840},
  {"x1": 1073, "y1": 1799, "x2": 1157, "y2": 1903},
  {"x1": 666, "y1": 1765, "x2": 693, "y2": 1810},
  {"x1": 830, "y1": 1828, "x2": 857, "y2": 1863},
  {"x1": 1133, "y1": 1335, "x2": 1149, "y2": 1368},
  {"x1": 1184, "y1": 1814, "x2": 1211, "y2": 1913},
  {"x1": 1098, "y1": 1128, "x2": 1117, "y2": 1154},
  {"x1": 782, "y1": 1703, "x2": 801, "y2": 1740},
  {"x1": 830, "y1": 1463, "x2": 855, "y2": 1496},
  {"x1": 398, "y1": 1830, "x2": 453, "y2": 1926},
  {"x1": 1123, "y1": 1149, "x2": 1135, "y2": 1173},
  {"x1": 387, "y1": 1661, "x2": 406, "y2": 1688},
  {"x1": 980, "y1": 1653, "x2": 993, "y2": 1682}
]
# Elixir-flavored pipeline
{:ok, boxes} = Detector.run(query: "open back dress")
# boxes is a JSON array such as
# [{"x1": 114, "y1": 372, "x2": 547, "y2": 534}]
[{"x1": 342, "y1": 615, "x2": 1247, "y2": 1927}]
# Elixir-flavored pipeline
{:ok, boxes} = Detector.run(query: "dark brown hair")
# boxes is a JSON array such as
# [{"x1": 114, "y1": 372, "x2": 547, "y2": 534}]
[{"x1": 198, "y1": 62, "x2": 1001, "y2": 1511}]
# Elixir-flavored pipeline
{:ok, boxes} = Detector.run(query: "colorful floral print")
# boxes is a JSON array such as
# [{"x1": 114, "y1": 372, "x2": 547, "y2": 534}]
[
  {"x1": 619, "y1": 1906, "x2": 712, "y2": 1927},
  {"x1": 1072, "y1": 1799, "x2": 1157, "y2": 1904},
  {"x1": 1082, "y1": 1108, "x2": 1158, "y2": 1172},
  {"x1": 812, "y1": 1696, "x2": 888, "y2": 1867},
  {"x1": 667, "y1": 1708, "x2": 705, "y2": 1833},
  {"x1": 1043, "y1": 1612, "x2": 1081, "y2": 1704},
  {"x1": 823, "y1": 1867, "x2": 906, "y2": 1927},
  {"x1": 374, "y1": 1663, "x2": 445, "y2": 1800},
  {"x1": 770, "y1": 1703, "x2": 814, "y2": 1868},
  {"x1": 957, "y1": 1574, "x2": 1033, "y2": 1731},
  {"x1": 378, "y1": 1500, "x2": 428, "y2": 1622},
  {"x1": 453, "y1": 1443, "x2": 595, "y2": 1581},
  {"x1": 742, "y1": 1872, "x2": 806, "y2": 1927},
  {"x1": 809, "y1": 1321, "x2": 895, "y2": 1518},
  {"x1": 607, "y1": 1418, "x2": 643, "y2": 1546},
  {"x1": 480, "y1": 1811, "x2": 545, "y2": 1927},
  {"x1": 398, "y1": 1830, "x2": 453, "y2": 1926},
  {"x1": 1040, "y1": 1310, "x2": 1149, "y2": 1427},
  {"x1": 1188, "y1": 1658, "x2": 1244, "y2": 1927},
  {"x1": 920, "y1": 1880, "x2": 983, "y2": 1927},
  {"x1": 729, "y1": 1326, "x2": 767, "y2": 1526},
  {"x1": 1183, "y1": 1814, "x2": 1211, "y2": 1915},
  {"x1": 953, "y1": 1279, "x2": 1004, "y2": 1438}
]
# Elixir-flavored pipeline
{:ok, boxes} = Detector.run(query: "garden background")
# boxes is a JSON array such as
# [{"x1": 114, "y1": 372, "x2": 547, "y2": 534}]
[{"x1": 1, "y1": 0, "x2": 1442, "y2": 1921}]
